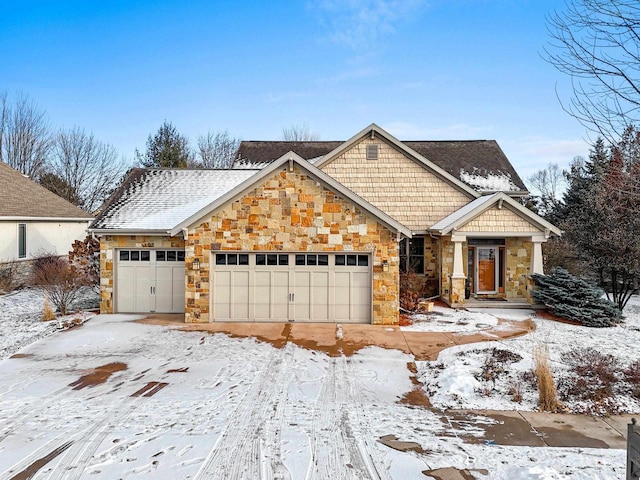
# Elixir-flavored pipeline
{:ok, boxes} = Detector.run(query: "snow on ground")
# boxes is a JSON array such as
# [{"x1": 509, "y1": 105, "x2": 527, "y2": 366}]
[
  {"x1": 418, "y1": 297, "x2": 640, "y2": 414},
  {"x1": 401, "y1": 305, "x2": 499, "y2": 333},
  {"x1": 0, "y1": 291, "x2": 630, "y2": 479},
  {"x1": 0, "y1": 287, "x2": 98, "y2": 360}
]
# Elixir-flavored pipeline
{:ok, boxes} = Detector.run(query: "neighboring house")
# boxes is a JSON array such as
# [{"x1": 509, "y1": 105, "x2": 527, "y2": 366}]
[
  {"x1": 0, "y1": 162, "x2": 93, "y2": 284},
  {"x1": 89, "y1": 124, "x2": 561, "y2": 325}
]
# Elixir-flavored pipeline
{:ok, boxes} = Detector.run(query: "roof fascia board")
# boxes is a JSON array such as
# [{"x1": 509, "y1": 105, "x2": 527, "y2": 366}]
[
  {"x1": 432, "y1": 192, "x2": 562, "y2": 236},
  {"x1": 0, "y1": 216, "x2": 93, "y2": 222},
  {"x1": 171, "y1": 152, "x2": 412, "y2": 238},
  {"x1": 88, "y1": 229, "x2": 171, "y2": 236},
  {"x1": 431, "y1": 194, "x2": 499, "y2": 235},
  {"x1": 315, "y1": 123, "x2": 480, "y2": 199}
]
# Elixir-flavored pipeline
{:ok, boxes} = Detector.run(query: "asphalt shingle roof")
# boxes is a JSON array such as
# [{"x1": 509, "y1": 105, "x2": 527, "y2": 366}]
[
  {"x1": 0, "y1": 162, "x2": 92, "y2": 218},
  {"x1": 233, "y1": 139, "x2": 527, "y2": 192},
  {"x1": 90, "y1": 168, "x2": 258, "y2": 231}
]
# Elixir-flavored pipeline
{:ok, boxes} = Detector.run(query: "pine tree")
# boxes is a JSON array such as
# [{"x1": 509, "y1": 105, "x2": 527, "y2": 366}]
[
  {"x1": 135, "y1": 120, "x2": 193, "y2": 168},
  {"x1": 551, "y1": 129, "x2": 640, "y2": 310},
  {"x1": 532, "y1": 268, "x2": 622, "y2": 327}
]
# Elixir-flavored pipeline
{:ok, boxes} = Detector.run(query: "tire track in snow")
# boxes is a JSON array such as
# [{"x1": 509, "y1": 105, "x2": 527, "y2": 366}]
[
  {"x1": 49, "y1": 362, "x2": 232, "y2": 479},
  {"x1": 193, "y1": 344, "x2": 294, "y2": 480},
  {"x1": 339, "y1": 354, "x2": 389, "y2": 480}
]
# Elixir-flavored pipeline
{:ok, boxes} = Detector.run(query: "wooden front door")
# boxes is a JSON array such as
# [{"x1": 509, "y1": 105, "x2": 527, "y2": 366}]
[{"x1": 477, "y1": 247, "x2": 497, "y2": 293}]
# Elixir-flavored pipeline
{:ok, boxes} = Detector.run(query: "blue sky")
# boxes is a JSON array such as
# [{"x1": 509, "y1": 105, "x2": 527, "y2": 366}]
[{"x1": 1, "y1": 0, "x2": 589, "y2": 181}]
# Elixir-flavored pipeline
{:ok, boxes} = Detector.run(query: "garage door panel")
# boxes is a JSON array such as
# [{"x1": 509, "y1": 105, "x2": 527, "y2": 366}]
[
  {"x1": 270, "y1": 271, "x2": 290, "y2": 320},
  {"x1": 310, "y1": 271, "x2": 329, "y2": 322},
  {"x1": 254, "y1": 271, "x2": 271, "y2": 320},
  {"x1": 231, "y1": 271, "x2": 250, "y2": 321},
  {"x1": 117, "y1": 265, "x2": 136, "y2": 312},
  {"x1": 133, "y1": 265, "x2": 153, "y2": 313},
  {"x1": 213, "y1": 271, "x2": 231, "y2": 319}
]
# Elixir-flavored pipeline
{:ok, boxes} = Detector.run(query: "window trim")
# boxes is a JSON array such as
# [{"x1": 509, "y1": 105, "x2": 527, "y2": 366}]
[{"x1": 17, "y1": 223, "x2": 27, "y2": 259}]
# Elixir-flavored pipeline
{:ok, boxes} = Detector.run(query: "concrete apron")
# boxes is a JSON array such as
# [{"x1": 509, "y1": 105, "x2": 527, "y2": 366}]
[{"x1": 139, "y1": 314, "x2": 632, "y2": 450}]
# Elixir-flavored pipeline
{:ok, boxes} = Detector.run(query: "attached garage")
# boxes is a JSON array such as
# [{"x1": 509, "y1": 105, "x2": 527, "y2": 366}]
[
  {"x1": 116, "y1": 249, "x2": 185, "y2": 313},
  {"x1": 212, "y1": 252, "x2": 371, "y2": 323}
]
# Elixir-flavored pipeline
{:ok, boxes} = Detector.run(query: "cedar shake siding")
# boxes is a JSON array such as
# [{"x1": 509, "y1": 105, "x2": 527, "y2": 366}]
[{"x1": 320, "y1": 137, "x2": 473, "y2": 231}]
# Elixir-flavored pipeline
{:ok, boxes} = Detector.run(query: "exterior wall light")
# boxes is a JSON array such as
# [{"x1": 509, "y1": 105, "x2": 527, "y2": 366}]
[
  {"x1": 192, "y1": 258, "x2": 200, "y2": 270},
  {"x1": 382, "y1": 259, "x2": 389, "y2": 272}
]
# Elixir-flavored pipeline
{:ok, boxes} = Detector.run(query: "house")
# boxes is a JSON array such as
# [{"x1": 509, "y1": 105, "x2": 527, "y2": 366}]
[
  {"x1": 0, "y1": 162, "x2": 93, "y2": 284},
  {"x1": 89, "y1": 124, "x2": 561, "y2": 325}
]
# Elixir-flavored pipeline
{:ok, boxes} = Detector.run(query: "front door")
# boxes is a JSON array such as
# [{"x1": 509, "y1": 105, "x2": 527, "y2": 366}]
[{"x1": 476, "y1": 247, "x2": 497, "y2": 294}]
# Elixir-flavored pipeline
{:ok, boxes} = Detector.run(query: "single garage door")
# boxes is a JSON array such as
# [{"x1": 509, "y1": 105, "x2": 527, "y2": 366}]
[
  {"x1": 212, "y1": 252, "x2": 371, "y2": 323},
  {"x1": 116, "y1": 249, "x2": 185, "y2": 313}
]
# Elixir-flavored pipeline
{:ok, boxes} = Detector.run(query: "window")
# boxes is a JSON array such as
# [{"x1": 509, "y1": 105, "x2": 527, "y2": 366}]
[
  {"x1": 155, "y1": 250, "x2": 185, "y2": 262},
  {"x1": 215, "y1": 253, "x2": 249, "y2": 265},
  {"x1": 118, "y1": 250, "x2": 151, "y2": 262},
  {"x1": 400, "y1": 237, "x2": 424, "y2": 274},
  {"x1": 295, "y1": 254, "x2": 329, "y2": 266},
  {"x1": 366, "y1": 144, "x2": 379, "y2": 160},
  {"x1": 256, "y1": 254, "x2": 288, "y2": 266},
  {"x1": 18, "y1": 223, "x2": 26, "y2": 259},
  {"x1": 335, "y1": 254, "x2": 369, "y2": 267}
]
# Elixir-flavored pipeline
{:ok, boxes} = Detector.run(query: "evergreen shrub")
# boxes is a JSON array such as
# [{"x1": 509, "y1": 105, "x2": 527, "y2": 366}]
[{"x1": 531, "y1": 268, "x2": 622, "y2": 327}]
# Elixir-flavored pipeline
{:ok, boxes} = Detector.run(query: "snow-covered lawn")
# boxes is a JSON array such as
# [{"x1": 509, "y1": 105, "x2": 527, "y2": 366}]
[
  {"x1": 0, "y1": 287, "x2": 98, "y2": 360},
  {"x1": 417, "y1": 297, "x2": 640, "y2": 415},
  {"x1": 0, "y1": 291, "x2": 631, "y2": 479}
]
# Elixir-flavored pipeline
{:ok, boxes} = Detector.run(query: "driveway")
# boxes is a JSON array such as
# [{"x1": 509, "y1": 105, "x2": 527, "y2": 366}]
[{"x1": 0, "y1": 314, "x2": 626, "y2": 479}]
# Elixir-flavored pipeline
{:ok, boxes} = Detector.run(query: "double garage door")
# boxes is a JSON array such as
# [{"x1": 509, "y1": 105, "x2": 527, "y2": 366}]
[
  {"x1": 116, "y1": 249, "x2": 185, "y2": 313},
  {"x1": 213, "y1": 252, "x2": 372, "y2": 323}
]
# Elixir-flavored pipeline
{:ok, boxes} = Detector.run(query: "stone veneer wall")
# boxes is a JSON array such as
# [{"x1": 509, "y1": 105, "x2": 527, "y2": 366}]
[
  {"x1": 420, "y1": 235, "x2": 438, "y2": 296},
  {"x1": 185, "y1": 165, "x2": 400, "y2": 325},
  {"x1": 505, "y1": 237, "x2": 531, "y2": 298},
  {"x1": 99, "y1": 235, "x2": 185, "y2": 313}
]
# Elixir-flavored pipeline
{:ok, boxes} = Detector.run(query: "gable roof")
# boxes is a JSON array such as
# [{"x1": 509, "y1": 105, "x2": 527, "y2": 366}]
[
  {"x1": 89, "y1": 168, "x2": 258, "y2": 233},
  {"x1": 430, "y1": 191, "x2": 562, "y2": 236},
  {"x1": 171, "y1": 152, "x2": 412, "y2": 238},
  {"x1": 233, "y1": 124, "x2": 527, "y2": 193},
  {"x1": 0, "y1": 162, "x2": 92, "y2": 220}
]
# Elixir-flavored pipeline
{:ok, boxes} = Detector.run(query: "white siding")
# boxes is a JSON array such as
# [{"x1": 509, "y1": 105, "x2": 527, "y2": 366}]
[{"x1": 0, "y1": 220, "x2": 91, "y2": 262}]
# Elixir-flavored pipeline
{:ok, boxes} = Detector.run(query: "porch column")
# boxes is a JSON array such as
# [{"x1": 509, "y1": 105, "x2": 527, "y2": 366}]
[
  {"x1": 530, "y1": 237, "x2": 544, "y2": 275},
  {"x1": 451, "y1": 235, "x2": 466, "y2": 304},
  {"x1": 452, "y1": 238, "x2": 466, "y2": 279}
]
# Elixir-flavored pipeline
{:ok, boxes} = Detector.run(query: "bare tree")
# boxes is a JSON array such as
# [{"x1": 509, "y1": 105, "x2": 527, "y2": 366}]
[
  {"x1": 195, "y1": 130, "x2": 240, "y2": 168},
  {"x1": 49, "y1": 127, "x2": 125, "y2": 212},
  {"x1": 281, "y1": 123, "x2": 320, "y2": 141},
  {"x1": 0, "y1": 92, "x2": 52, "y2": 178},
  {"x1": 527, "y1": 162, "x2": 567, "y2": 216},
  {"x1": 544, "y1": 0, "x2": 640, "y2": 142}
]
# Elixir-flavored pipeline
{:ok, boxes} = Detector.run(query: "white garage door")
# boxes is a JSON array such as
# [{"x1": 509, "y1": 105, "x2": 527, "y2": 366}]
[
  {"x1": 212, "y1": 252, "x2": 371, "y2": 323},
  {"x1": 116, "y1": 249, "x2": 185, "y2": 313}
]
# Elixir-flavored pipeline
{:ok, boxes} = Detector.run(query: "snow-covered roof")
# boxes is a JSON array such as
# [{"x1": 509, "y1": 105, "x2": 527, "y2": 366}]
[
  {"x1": 90, "y1": 169, "x2": 258, "y2": 232},
  {"x1": 459, "y1": 168, "x2": 523, "y2": 193}
]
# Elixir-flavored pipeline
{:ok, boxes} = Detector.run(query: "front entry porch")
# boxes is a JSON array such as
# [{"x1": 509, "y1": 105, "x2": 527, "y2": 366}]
[{"x1": 442, "y1": 234, "x2": 546, "y2": 308}]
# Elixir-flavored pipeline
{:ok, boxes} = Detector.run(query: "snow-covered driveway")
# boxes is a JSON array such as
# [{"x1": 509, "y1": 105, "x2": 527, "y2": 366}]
[{"x1": 0, "y1": 314, "x2": 625, "y2": 479}]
